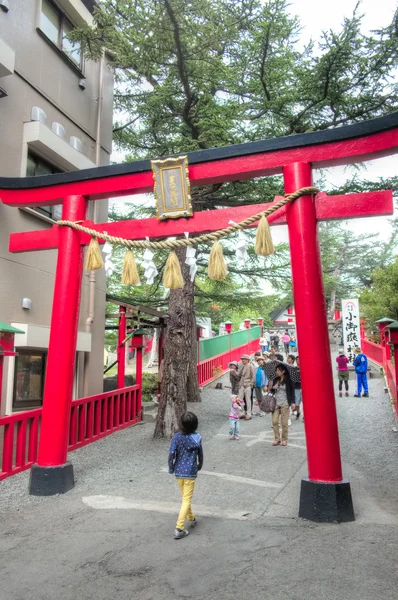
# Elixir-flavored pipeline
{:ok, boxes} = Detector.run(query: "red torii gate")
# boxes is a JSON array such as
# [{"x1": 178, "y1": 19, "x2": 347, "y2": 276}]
[{"x1": 1, "y1": 112, "x2": 397, "y2": 522}]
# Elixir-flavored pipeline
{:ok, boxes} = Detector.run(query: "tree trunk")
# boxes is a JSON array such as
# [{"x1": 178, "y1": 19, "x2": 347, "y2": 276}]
[{"x1": 154, "y1": 247, "x2": 200, "y2": 439}]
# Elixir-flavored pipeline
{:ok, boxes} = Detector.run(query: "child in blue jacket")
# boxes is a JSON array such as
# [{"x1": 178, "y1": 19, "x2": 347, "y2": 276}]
[
  {"x1": 169, "y1": 412, "x2": 203, "y2": 539},
  {"x1": 353, "y1": 348, "x2": 369, "y2": 397}
]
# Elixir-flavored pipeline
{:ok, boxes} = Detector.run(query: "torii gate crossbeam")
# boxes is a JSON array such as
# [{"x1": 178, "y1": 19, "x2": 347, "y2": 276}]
[{"x1": 1, "y1": 112, "x2": 397, "y2": 522}]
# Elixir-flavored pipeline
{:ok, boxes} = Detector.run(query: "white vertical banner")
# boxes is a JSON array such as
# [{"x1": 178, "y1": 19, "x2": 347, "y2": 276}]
[{"x1": 341, "y1": 299, "x2": 360, "y2": 364}]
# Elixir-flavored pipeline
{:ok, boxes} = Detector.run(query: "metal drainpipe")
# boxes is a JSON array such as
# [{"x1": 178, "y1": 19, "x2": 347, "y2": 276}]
[{"x1": 83, "y1": 54, "x2": 105, "y2": 395}]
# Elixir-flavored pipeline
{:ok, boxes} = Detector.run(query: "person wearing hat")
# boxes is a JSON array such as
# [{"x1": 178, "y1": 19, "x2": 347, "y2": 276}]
[
  {"x1": 353, "y1": 347, "x2": 369, "y2": 397},
  {"x1": 238, "y1": 355, "x2": 255, "y2": 419},
  {"x1": 229, "y1": 361, "x2": 240, "y2": 395},
  {"x1": 336, "y1": 349, "x2": 350, "y2": 397}
]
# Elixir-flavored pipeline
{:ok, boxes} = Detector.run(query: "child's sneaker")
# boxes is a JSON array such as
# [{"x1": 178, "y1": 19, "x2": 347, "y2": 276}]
[
  {"x1": 234, "y1": 435, "x2": 240, "y2": 440},
  {"x1": 188, "y1": 518, "x2": 197, "y2": 529},
  {"x1": 229, "y1": 434, "x2": 234, "y2": 440},
  {"x1": 345, "y1": 392, "x2": 349, "y2": 397},
  {"x1": 339, "y1": 392, "x2": 342, "y2": 397},
  {"x1": 174, "y1": 528, "x2": 189, "y2": 539}
]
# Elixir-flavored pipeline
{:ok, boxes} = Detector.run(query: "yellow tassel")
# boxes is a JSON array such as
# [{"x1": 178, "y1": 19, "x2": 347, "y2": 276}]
[
  {"x1": 255, "y1": 216, "x2": 274, "y2": 256},
  {"x1": 163, "y1": 251, "x2": 184, "y2": 289},
  {"x1": 85, "y1": 237, "x2": 104, "y2": 271},
  {"x1": 121, "y1": 250, "x2": 140, "y2": 285},
  {"x1": 208, "y1": 241, "x2": 227, "y2": 280}
]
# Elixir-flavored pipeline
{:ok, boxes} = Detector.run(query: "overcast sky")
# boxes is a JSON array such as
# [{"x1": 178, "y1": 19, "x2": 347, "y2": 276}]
[{"x1": 111, "y1": 0, "x2": 398, "y2": 243}]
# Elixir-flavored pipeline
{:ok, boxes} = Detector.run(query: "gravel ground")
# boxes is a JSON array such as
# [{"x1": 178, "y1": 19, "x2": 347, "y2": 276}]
[{"x1": 0, "y1": 352, "x2": 397, "y2": 599}]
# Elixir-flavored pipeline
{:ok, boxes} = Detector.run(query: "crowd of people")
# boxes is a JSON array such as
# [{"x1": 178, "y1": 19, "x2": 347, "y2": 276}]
[
  {"x1": 168, "y1": 339, "x2": 370, "y2": 540},
  {"x1": 228, "y1": 346, "x2": 302, "y2": 445},
  {"x1": 259, "y1": 329, "x2": 297, "y2": 354}
]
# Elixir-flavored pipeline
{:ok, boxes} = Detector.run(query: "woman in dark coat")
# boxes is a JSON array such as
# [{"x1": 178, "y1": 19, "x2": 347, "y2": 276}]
[{"x1": 269, "y1": 363, "x2": 296, "y2": 446}]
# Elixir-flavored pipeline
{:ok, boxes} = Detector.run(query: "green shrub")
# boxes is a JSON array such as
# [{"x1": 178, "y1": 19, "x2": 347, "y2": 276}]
[{"x1": 142, "y1": 372, "x2": 159, "y2": 402}]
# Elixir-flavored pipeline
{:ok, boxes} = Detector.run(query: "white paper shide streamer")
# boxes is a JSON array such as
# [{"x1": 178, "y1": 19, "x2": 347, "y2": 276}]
[
  {"x1": 142, "y1": 239, "x2": 158, "y2": 285},
  {"x1": 184, "y1": 232, "x2": 197, "y2": 282},
  {"x1": 229, "y1": 220, "x2": 248, "y2": 267}
]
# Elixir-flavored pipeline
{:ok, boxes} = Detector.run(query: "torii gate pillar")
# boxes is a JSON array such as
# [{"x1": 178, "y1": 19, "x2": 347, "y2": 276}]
[
  {"x1": 284, "y1": 163, "x2": 354, "y2": 522},
  {"x1": 29, "y1": 194, "x2": 87, "y2": 496}
]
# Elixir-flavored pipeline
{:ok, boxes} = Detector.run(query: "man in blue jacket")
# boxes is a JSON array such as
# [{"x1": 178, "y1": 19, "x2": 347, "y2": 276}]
[{"x1": 353, "y1": 347, "x2": 369, "y2": 397}]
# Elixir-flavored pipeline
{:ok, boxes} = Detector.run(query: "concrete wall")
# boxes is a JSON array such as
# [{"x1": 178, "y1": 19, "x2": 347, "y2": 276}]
[{"x1": 0, "y1": 0, "x2": 114, "y2": 412}]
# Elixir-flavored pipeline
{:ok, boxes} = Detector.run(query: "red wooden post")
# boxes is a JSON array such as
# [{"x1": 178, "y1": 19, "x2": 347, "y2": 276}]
[
  {"x1": 132, "y1": 331, "x2": 144, "y2": 417},
  {"x1": 386, "y1": 322, "x2": 398, "y2": 412},
  {"x1": 284, "y1": 162, "x2": 354, "y2": 522},
  {"x1": 117, "y1": 306, "x2": 127, "y2": 389},
  {"x1": 30, "y1": 194, "x2": 87, "y2": 495},
  {"x1": 0, "y1": 355, "x2": 3, "y2": 410}
]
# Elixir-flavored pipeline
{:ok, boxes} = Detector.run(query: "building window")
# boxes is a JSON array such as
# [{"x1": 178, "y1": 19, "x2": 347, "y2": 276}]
[
  {"x1": 27, "y1": 152, "x2": 63, "y2": 220},
  {"x1": 40, "y1": 0, "x2": 82, "y2": 68},
  {"x1": 13, "y1": 351, "x2": 46, "y2": 410}
]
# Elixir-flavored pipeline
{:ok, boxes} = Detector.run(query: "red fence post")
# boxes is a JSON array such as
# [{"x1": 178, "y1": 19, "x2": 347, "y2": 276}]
[
  {"x1": 284, "y1": 162, "x2": 354, "y2": 522},
  {"x1": 131, "y1": 330, "x2": 144, "y2": 418},
  {"x1": 30, "y1": 194, "x2": 87, "y2": 496},
  {"x1": 385, "y1": 322, "x2": 398, "y2": 414},
  {"x1": 117, "y1": 306, "x2": 127, "y2": 389},
  {"x1": 0, "y1": 355, "x2": 3, "y2": 411}
]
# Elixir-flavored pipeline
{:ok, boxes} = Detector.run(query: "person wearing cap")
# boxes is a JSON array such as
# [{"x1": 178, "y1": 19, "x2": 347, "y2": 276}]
[
  {"x1": 336, "y1": 349, "x2": 350, "y2": 397},
  {"x1": 353, "y1": 347, "x2": 369, "y2": 397},
  {"x1": 229, "y1": 361, "x2": 240, "y2": 395},
  {"x1": 238, "y1": 355, "x2": 255, "y2": 419}
]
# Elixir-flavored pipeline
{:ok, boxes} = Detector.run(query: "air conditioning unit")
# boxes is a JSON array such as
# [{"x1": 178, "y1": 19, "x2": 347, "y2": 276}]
[
  {"x1": 52, "y1": 121, "x2": 66, "y2": 140},
  {"x1": 31, "y1": 106, "x2": 47, "y2": 124},
  {"x1": 70, "y1": 136, "x2": 83, "y2": 153}
]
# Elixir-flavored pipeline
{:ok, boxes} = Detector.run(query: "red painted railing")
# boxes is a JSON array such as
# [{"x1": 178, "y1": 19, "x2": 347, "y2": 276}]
[
  {"x1": 386, "y1": 360, "x2": 397, "y2": 406},
  {"x1": 68, "y1": 385, "x2": 141, "y2": 451},
  {"x1": 361, "y1": 338, "x2": 386, "y2": 367},
  {"x1": 198, "y1": 338, "x2": 260, "y2": 386},
  {"x1": 0, "y1": 409, "x2": 40, "y2": 482},
  {"x1": 0, "y1": 385, "x2": 141, "y2": 482},
  {"x1": 361, "y1": 333, "x2": 397, "y2": 414}
]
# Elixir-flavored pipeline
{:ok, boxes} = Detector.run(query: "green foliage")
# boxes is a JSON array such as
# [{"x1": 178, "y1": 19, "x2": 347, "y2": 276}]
[
  {"x1": 72, "y1": 0, "x2": 398, "y2": 326},
  {"x1": 359, "y1": 257, "x2": 398, "y2": 329},
  {"x1": 319, "y1": 220, "x2": 398, "y2": 301},
  {"x1": 142, "y1": 372, "x2": 159, "y2": 402}
]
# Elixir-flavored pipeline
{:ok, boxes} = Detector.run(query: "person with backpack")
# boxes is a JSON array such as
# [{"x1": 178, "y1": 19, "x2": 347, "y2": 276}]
[
  {"x1": 336, "y1": 349, "x2": 350, "y2": 397},
  {"x1": 272, "y1": 332, "x2": 280, "y2": 351},
  {"x1": 353, "y1": 347, "x2": 369, "y2": 397}
]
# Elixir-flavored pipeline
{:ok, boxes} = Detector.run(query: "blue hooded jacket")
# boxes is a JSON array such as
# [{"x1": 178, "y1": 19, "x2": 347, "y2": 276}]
[
  {"x1": 168, "y1": 432, "x2": 203, "y2": 479},
  {"x1": 353, "y1": 353, "x2": 368, "y2": 374}
]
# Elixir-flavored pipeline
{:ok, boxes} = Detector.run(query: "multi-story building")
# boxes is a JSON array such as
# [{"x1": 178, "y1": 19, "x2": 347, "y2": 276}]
[{"x1": 0, "y1": 0, "x2": 114, "y2": 414}]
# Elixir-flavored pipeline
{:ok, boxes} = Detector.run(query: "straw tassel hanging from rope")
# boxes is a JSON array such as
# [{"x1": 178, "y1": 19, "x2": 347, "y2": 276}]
[
  {"x1": 255, "y1": 216, "x2": 274, "y2": 257},
  {"x1": 121, "y1": 250, "x2": 140, "y2": 285},
  {"x1": 163, "y1": 251, "x2": 184, "y2": 289},
  {"x1": 208, "y1": 241, "x2": 227, "y2": 280},
  {"x1": 85, "y1": 237, "x2": 104, "y2": 271}
]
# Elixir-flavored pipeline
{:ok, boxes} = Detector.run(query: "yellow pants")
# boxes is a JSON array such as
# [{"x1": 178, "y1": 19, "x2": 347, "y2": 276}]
[{"x1": 176, "y1": 478, "x2": 196, "y2": 530}]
